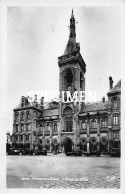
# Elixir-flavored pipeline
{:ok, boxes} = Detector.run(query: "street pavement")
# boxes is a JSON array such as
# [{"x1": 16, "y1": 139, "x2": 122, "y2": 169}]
[{"x1": 6, "y1": 153, "x2": 120, "y2": 189}]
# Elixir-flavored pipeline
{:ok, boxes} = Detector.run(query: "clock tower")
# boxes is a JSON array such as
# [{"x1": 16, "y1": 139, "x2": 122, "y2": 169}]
[{"x1": 58, "y1": 10, "x2": 86, "y2": 151}]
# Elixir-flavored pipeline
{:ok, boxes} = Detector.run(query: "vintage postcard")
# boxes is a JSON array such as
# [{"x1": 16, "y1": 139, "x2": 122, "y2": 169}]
[{"x1": 0, "y1": 0, "x2": 125, "y2": 193}]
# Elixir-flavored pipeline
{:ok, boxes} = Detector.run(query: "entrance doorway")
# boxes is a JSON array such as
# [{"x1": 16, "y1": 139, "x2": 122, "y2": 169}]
[{"x1": 64, "y1": 138, "x2": 73, "y2": 153}]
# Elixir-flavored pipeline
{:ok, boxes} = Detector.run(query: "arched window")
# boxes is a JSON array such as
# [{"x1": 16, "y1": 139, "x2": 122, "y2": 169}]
[
  {"x1": 81, "y1": 120, "x2": 86, "y2": 129},
  {"x1": 40, "y1": 123, "x2": 43, "y2": 128},
  {"x1": 53, "y1": 138, "x2": 58, "y2": 145},
  {"x1": 91, "y1": 119, "x2": 97, "y2": 128},
  {"x1": 113, "y1": 114, "x2": 118, "y2": 125},
  {"x1": 63, "y1": 106, "x2": 73, "y2": 115},
  {"x1": 15, "y1": 112, "x2": 19, "y2": 121},
  {"x1": 63, "y1": 68, "x2": 73, "y2": 91},
  {"x1": 46, "y1": 123, "x2": 50, "y2": 131},
  {"x1": 66, "y1": 69, "x2": 73, "y2": 87},
  {"x1": 114, "y1": 99, "x2": 118, "y2": 108},
  {"x1": 33, "y1": 111, "x2": 37, "y2": 118},
  {"x1": 101, "y1": 118, "x2": 107, "y2": 128},
  {"x1": 53, "y1": 123, "x2": 57, "y2": 132}
]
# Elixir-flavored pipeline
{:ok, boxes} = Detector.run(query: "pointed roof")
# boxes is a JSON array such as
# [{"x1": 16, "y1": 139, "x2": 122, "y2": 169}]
[
  {"x1": 107, "y1": 80, "x2": 121, "y2": 95},
  {"x1": 64, "y1": 10, "x2": 78, "y2": 55},
  {"x1": 71, "y1": 9, "x2": 74, "y2": 18}
]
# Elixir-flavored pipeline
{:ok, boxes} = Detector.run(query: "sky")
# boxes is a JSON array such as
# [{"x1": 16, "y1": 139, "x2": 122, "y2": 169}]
[{"x1": 6, "y1": 6, "x2": 121, "y2": 133}]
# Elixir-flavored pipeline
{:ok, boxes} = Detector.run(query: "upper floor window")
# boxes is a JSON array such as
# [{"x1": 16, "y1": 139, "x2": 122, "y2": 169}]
[
  {"x1": 114, "y1": 99, "x2": 118, "y2": 108},
  {"x1": 21, "y1": 124, "x2": 24, "y2": 132},
  {"x1": 33, "y1": 111, "x2": 37, "y2": 118},
  {"x1": 113, "y1": 114, "x2": 118, "y2": 125},
  {"x1": 26, "y1": 124, "x2": 30, "y2": 131},
  {"x1": 20, "y1": 112, "x2": 24, "y2": 121},
  {"x1": 101, "y1": 118, "x2": 107, "y2": 128},
  {"x1": 15, "y1": 136, "x2": 18, "y2": 141},
  {"x1": 91, "y1": 119, "x2": 97, "y2": 128},
  {"x1": 66, "y1": 117, "x2": 73, "y2": 132},
  {"x1": 81, "y1": 120, "x2": 86, "y2": 129},
  {"x1": 20, "y1": 135, "x2": 23, "y2": 141},
  {"x1": 53, "y1": 123, "x2": 57, "y2": 132},
  {"x1": 15, "y1": 125, "x2": 18, "y2": 132},
  {"x1": 15, "y1": 112, "x2": 19, "y2": 121},
  {"x1": 26, "y1": 111, "x2": 31, "y2": 120}
]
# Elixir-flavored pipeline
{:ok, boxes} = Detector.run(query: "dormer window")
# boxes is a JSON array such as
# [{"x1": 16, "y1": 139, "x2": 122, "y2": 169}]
[{"x1": 68, "y1": 44, "x2": 72, "y2": 52}]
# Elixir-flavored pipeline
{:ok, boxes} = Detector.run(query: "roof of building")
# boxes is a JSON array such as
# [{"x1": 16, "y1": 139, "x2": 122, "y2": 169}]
[
  {"x1": 81, "y1": 101, "x2": 108, "y2": 113},
  {"x1": 42, "y1": 108, "x2": 59, "y2": 117}
]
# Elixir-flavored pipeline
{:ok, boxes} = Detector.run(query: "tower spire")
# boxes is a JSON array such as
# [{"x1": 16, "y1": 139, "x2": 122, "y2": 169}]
[
  {"x1": 71, "y1": 9, "x2": 74, "y2": 18},
  {"x1": 70, "y1": 9, "x2": 76, "y2": 38}
]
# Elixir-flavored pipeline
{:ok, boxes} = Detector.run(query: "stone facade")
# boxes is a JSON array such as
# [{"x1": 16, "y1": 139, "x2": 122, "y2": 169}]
[{"x1": 12, "y1": 10, "x2": 121, "y2": 154}]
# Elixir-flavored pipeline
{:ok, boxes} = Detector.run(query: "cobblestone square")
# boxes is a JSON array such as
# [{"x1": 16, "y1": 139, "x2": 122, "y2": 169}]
[{"x1": 6, "y1": 154, "x2": 120, "y2": 189}]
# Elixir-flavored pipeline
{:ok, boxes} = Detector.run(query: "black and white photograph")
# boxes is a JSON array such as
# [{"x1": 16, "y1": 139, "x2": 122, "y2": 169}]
[{"x1": 0, "y1": 0, "x2": 125, "y2": 192}]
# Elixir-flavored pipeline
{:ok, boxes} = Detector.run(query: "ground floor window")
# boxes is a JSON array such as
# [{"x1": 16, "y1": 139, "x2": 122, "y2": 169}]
[{"x1": 113, "y1": 141, "x2": 119, "y2": 148}]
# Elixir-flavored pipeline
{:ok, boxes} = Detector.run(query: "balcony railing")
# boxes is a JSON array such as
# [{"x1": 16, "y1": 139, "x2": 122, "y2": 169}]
[
  {"x1": 45, "y1": 131, "x2": 50, "y2": 135},
  {"x1": 100, "y1": 128, "x2": 107, "y2": 133},
  {"x1": 80, "y1": 129, "x2": 87, "y2": 134},
  {"x1": 89, "y1": 128, "x2": 97, "y2": 133},
  {"x1": 38, "y1": 131, "x2": 43, "y2": 136}
]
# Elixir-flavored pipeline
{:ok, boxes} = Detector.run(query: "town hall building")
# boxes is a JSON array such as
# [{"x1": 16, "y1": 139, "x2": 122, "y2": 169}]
[{"x1": 12, "y1": 10, "x2": 121, "y2": 154}]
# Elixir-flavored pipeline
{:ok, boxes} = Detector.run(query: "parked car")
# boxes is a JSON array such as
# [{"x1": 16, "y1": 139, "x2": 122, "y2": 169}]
[
  {"x1": 66, "y1": 147, "x2": 82, "y2": 156},
  {"x1": 8, "y1": 148, "x2": 21, "y2": 155},
  {"x1": 83, "y1": 150, "x2": 100, "y2": 157},
  {"x1": 109, "y1": 148, "x2": 120, "y2": 157},
  {"x1": 82, "y1": 151, "x2": 90, "y2": 156},
  {"x1": 90, "y1": 150, "x2": 101, "y2": 157},
  {"x1": 21, "y1": 148, "x2": 34, "y2": 155},
  {"x1": 34, "y1": 148, "x2": 47, "y2": 156}
]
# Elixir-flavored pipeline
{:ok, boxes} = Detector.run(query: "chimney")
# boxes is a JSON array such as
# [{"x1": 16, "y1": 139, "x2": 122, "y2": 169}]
[
  {"x1": 40, "y1": 97, "x2": 44, "y2": 107},
  {"x1": 109, "y1": 76, "x2": 113, "y2": 90},
  {"x1": 102, "y1": 96, "x2": 105, "y2": 103}
]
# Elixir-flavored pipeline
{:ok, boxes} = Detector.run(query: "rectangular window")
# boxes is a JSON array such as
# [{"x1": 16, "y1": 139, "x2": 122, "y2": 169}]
[
  {"x1": 91, "y1": 120, "x2": 97, "y2": 128},
  {"x1": 16, "y1": 125, "x2": 18, "y2": 132},
  {"x1": 66, "y1": 117, "x2": 73, "y2": 132},
  {"x1": 21, "y1": 125, "x2": 24, "y2": 132},
  {"x1": 20, "y1": 135, "x2": 23, "y2": 141},
  {"x1": 26, "y1": 135, "x2": 29, "y2": 141},
  {"x1": 113, "y1": 114, "x2": 118, "y2": 125},
  {"x1": 113, "y1": 132, "x2": 119, "y2": 139},
  {"x1": 15, "y1": 136, "x2": 18, "y2": 141},
  {"x1": 102, "y1": 120, "x2": 107, "y2": 128},
  {"x1": 26, "y1": 124, "x2": 30, "y2": 131}
]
